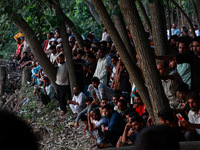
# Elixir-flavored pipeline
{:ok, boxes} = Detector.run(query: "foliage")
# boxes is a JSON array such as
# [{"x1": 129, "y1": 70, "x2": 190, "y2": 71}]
[{"x1": 61, "y1": 0, "x2": 102, "y2": 40}]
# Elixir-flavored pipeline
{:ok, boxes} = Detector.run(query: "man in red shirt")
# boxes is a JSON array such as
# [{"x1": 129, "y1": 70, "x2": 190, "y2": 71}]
[{"x1": 133, "y1": 92, "x2": 145, "y2": 116}]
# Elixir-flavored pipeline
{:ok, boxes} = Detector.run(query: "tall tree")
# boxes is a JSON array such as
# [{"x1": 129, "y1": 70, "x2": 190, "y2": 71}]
[
  {"x1": 149, "y1": 0, "x2": 168, "y2": 55},
  {"x1": 49, "y1": 0, "x2": 78, "y2": 93},
  {"x1": 118, "y1": 0, "x2": 169, "y2": 123}
]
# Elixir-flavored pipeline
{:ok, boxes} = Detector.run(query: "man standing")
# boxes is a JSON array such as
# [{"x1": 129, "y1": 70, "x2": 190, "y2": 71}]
[
  {"x1": 93, "y1": 47, "x2": 112, "y2": 85},
  {"x1": 67, "y1": 86, "x2": 86, "y2": 114},
  {"x1": 171, "y1": 23, "x2": 180, "y2": 36},
  {"x1": 56, "y1": 54, "x2": 70, "y2": 116}
]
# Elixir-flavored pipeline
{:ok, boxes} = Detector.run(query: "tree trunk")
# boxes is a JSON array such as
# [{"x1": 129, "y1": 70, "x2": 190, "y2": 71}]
[
  {"x1": 109, "y1": 0, "x2": 136, "y2": 65},
  {"x1": 166, "y1": 0, "x2": 172, "y2": 39},
  {"x1": 83, "y1": 0, "x2": 101, "y2": 25},
  {"x1": 136, "y1": 0, "x2": 152, "y2": 34},
  {"x1": 170, "y1": 0, "x2": 196, "y2": 37},
  {"x1": 191, "y1": 0, "x2": 198, "y2": 25},
  {"x1": 49, "y1": 1, "x2": 85, "y2": 50},
  {"x1": 21, "y1": 68, "x2": 32, "y2": 86},
  {"x1": 91, "y1": 0, "x2": 155, "y2": 120},
  {"x1": 196, "y1": 0, "x2": 200, "y2": 25},
  {"x1": 11, "y1": 14, "x2": 57, "y2": 89},
  {"x1": 118, "y1": 0, "x2": 170, "y2": 123},
  {"x1": 149, "y1": 0, "x2": 168, "y2": 55},
  {"x1": 0, "y1": 66, "x2": 6, "y2": 107},
  {"x1": 51, "y1": 0, "x2": 78, "y2": 94}
]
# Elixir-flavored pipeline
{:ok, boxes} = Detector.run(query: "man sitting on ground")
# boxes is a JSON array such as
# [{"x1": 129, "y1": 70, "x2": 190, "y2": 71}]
[
  {"x1": 67, "y1": 86, "x2": 86, "y2": 115},
  {"x1": 91, "y1": 77, "x2": 114, "y2": 102},
  {"x1": 33, "y1": 76, "x2": 55, "y2": 105},
  {"x1": 180, "y1": 92, "x2": 200, "y2": 141},
  {"x1": 100, "y1": 104, "x2": 125, "y2": 147}
]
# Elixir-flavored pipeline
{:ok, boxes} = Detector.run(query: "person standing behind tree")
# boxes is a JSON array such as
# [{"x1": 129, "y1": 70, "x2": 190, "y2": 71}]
[{"x1": 55, "y1": 54, "x2": 70, "y2": 116}]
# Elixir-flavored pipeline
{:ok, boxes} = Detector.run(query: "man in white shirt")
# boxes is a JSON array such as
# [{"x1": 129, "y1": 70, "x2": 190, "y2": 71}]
[
  {"x1": 180, "y1": 92, "x2": 200, "y2": 141},
  {"x1": 93, "y1": 47, "x2": 112, "y2": 85},
  {"x1": 49, "y1": 45, "x2": 59, "y2": 66},
  {"x1": 56, "y1": 54, "x2": 70, "y2": 116},
  {"x1": 67, "y1": 86, "x2": 86, "y2": 114},
  {"x1": 194, "y1": 25, "x2": 200, "y2": 36}
]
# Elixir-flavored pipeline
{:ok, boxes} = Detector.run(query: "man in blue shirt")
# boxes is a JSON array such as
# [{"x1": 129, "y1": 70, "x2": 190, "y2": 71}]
[{"x1": 100, "y1": 104, "x2": 126, "y2": 146}]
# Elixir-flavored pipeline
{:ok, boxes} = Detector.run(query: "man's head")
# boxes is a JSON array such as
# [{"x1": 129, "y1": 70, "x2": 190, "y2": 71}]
[
  {"x1": 135, "y1": 125, "x2": 180, "y2": 150},
  {"x1": 117, "y1": 99, "x2": 127, "y2": 111},
  {"x1": 186, "y1": 92, "x2": 200, "y2": 112},
  {"x1": 158, "y1": 109, "x2": 174, "y2": 126},
  {"x1": 43, "y1": 76, "x2": 50, "y2": 86},
  {"x1": 48, "y1": 32, "x2": 54, "y2": 39},
  {"x1": 87, "y1": 54, "x2": 96, "y2": 64},
  {"x1": 130, "y1": 115, "x2": 144, "y2": 132},
  {"x1": 85, "y1": 97, "x2": 93, "y2": 106},
  {"x1": 58, "y1": 54, "x2": 65, "y2": 64},
  {"x1": 192, "y1": 36, "x2": 200, "y2": 56},
  {"x1": 77, "y1": 49, "x2": 84, "y2": 59},
  {"x1": 157, "y1": 62, "x2": 169, "y2": 75},
  {"x1": 177, "y1": 83, "x2": 189, "y2": 101},
  {"x1": 112, "y1": 94, "x2": 120, "y2": 105},
  {"x1": 102, "y1": 104, "x2": 113, "y2": 118},
  {"x1": 23, "y1": 52, "x2": 28, "y2": 57},
  {"x1": 16, "y1": 38, "x2": 21, "y2": 44},
  {"x1": 172, "y1": 23, "x2": 177, "y2": 29},
  {"x1": 50, "y1": 45, "x2": 56, "y2": 54},
  {"x1": 92, "y1": 108, "x2": 101, "y2": 120},
  {"x1": 91, "y1": 77, "x2": 100, "y2": 89},
  {"x1": 73, "y1": 86, "x2": 80, "y2": 96},
  {"x1": 194, "y1": 25, "x2": 198, "y2": 30},
  {"x1": 98, "y1": 47, "x2": 106, "y2": 58},
  {"x1": 100, "y1": 98, "x2": 108, "y2": 107},
  {"x1": 111, "y1": 56, "x2": 118, "y2": 66},
  {"x1": 134, "y1": 92, "x2": 143, "y2": 105},
  {"x1": 178, "y1": 42, "x2": 189, "y2": 53}
]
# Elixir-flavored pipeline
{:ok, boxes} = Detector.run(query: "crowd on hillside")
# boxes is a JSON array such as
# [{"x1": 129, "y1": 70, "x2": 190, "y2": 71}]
[{"x1": 13, "y1": 23, "x2": 200, "y2": 148}]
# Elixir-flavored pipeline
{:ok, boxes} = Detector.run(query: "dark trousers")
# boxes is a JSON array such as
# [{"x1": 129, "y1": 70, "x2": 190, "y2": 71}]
[
  {"x1": 103, "y1": 130, "x2": 122, "y2": 146},
  {"x1": 56, "y1": 84, "x2": 70, "y2": 111}
]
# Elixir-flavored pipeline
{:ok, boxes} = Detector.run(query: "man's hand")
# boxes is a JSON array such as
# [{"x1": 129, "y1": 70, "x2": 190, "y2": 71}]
[{"x1": 74, "y1": 122, "x2": 79, "y2": 129}]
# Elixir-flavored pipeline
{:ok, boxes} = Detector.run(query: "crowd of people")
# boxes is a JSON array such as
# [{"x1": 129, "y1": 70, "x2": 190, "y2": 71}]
[{"x1": 13, "y1": 23, "x2": 200, "y2": 148}]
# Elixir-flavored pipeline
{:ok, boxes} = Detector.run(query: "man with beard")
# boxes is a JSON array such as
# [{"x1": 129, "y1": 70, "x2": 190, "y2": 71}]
[
  {"x1": 180, "y1": 92, "x2": 200, "y2": 141},
  {"x1": 100, "y1": 104, "x2": 125, "y2": 147},
  {"x1": 67, "y1": 86, "x2": 86, "y2": 114}
]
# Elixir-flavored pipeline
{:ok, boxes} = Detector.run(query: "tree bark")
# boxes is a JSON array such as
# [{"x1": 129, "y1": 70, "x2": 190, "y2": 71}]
[
  {"x1": 0, "y1": 66, "x2": 6, "y2": 107},
  {"x1": 83, "y1": 0, "x2": 101, "y2": 25},
  {"x1": 21, "y1": 68, "x2": 32, "y2": 86},
  {"x1": 51, "y1": 0, "x2": 78, "y2": 94},
  {"x1": 118, "y1": 0, "x2": 170, "y2": 123},
  {"x1": 11, "y1": 14, "x2": 57, "y2": 89},
  {"x1": 170, "y1": 0, "x2": 196, "y2": 37},
  {"x1": 149, "y1": 0, "x2": 168, "y2": 55},
  {"x1": 191, "y1": 0, "x2": 199, "y2": 25},
  {"x1": 196, "y1": 0, "x2": 200, "y2": 25},
  {"x1": 92, "y1": 0, "x2": 155, "y2": 120},
  {"x1": 136, "y1": 0, "x2": 152, "y2": 34}
]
